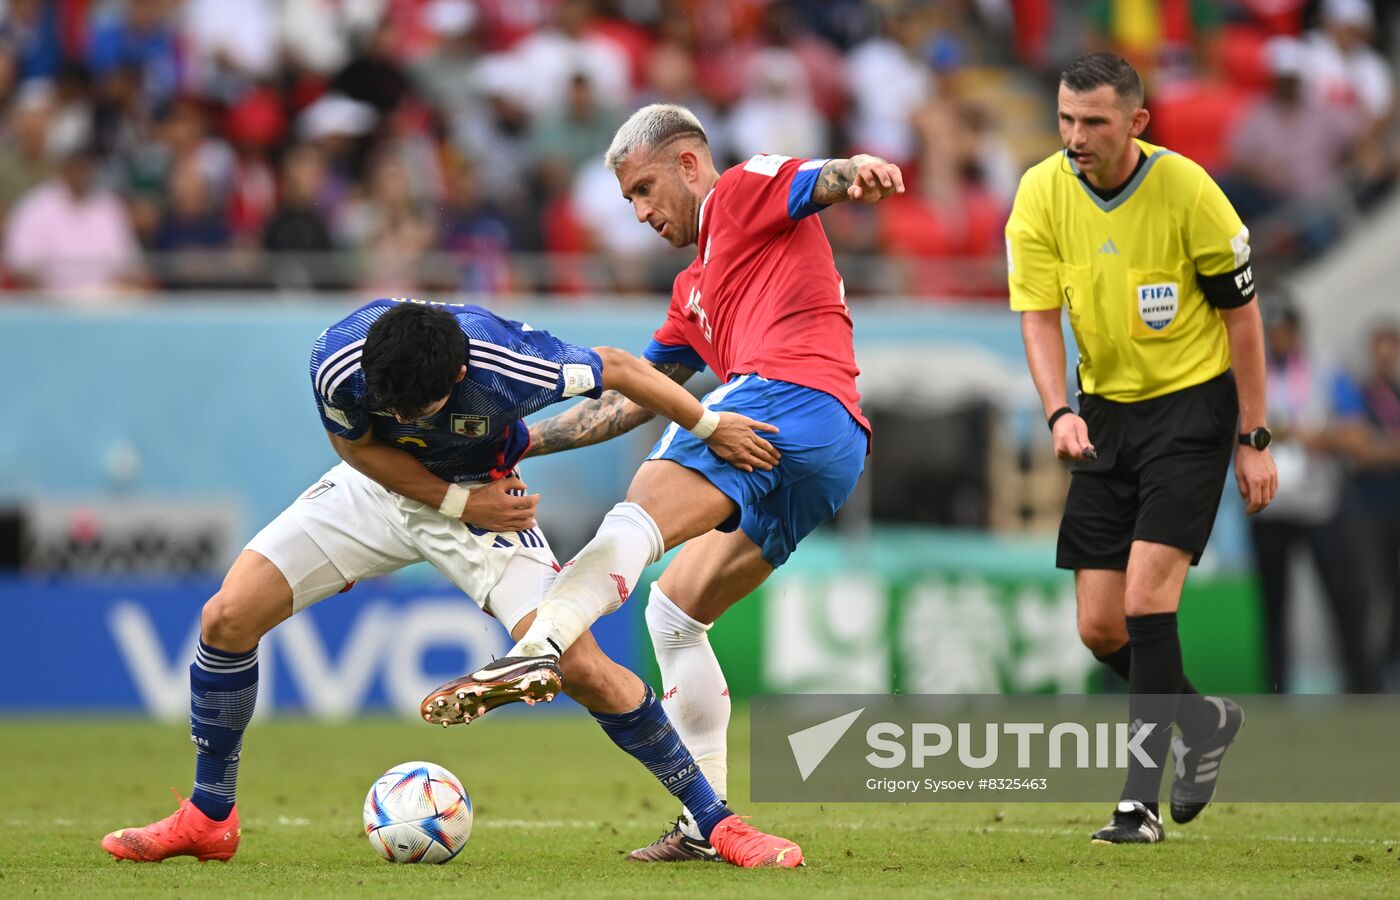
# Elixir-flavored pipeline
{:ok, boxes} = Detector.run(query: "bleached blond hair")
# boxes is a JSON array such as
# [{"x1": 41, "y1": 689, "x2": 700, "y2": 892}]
[{"x1": 604, "y1": 103, "x2": 708, "y2": 171}]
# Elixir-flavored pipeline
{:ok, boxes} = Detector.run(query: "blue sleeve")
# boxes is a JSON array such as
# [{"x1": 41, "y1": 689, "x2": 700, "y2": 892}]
[
  {"x1": 643, "y1": 338, "x2": 707, "y2": 373},
  {"x1": 471, "y1": 317, "x2": 605, "y2": 411},
  {"x1": 788, "y1": 158, "x2": 830, "y2": 220},
  {"x1": 1331, "y1": 372, "x2": 1366, "y2": 419},
  {"x1": 315, "y1": 386, "x2": 370, "y2": 439},
  {"x1": 310, "y1": 323, "x2": 372, "y2": 439}
]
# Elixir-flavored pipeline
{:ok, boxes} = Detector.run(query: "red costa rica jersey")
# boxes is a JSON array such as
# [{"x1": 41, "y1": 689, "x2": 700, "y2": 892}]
[{"x1": 645, "y1": 154, "x2": 870, "y2": 435}]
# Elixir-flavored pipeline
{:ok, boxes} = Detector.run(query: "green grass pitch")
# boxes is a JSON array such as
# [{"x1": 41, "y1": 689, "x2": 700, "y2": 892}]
[{"x1": 1, "y1": 711, "x2": 1396, "y2": 897}]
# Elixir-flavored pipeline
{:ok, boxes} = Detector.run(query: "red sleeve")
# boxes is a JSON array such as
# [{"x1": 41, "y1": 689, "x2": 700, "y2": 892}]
[
  {"x1": 652, "y1": 288, "x2": 693, "y2": 348},
  {"x1": 717, "y1": 155, "x2": 828, "y2": 237}
]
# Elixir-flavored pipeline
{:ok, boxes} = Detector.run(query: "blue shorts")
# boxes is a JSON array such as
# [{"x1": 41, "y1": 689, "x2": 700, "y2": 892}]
[{"x1": 647, "y1": 375, "x2": 867, "y2": 567}]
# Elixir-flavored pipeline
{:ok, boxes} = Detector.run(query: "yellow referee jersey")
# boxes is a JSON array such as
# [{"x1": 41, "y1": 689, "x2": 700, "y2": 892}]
[{"x1": 1006, "y1": 139, "x2": 1256, "y2": 402}]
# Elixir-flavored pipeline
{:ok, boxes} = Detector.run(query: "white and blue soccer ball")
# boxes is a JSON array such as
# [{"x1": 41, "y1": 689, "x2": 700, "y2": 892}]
[{"x1": 363, "y1": 760, "x2": 473, "y2": 863}]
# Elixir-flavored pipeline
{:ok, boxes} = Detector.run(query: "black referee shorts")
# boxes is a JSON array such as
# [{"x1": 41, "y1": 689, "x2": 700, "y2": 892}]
[{"x1": 1056, "y1": 371, "x2": 1238, "y2": 571}]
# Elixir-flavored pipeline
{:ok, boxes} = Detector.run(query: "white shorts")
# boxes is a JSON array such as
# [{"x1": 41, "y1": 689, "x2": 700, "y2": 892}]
[{"x1": 246, "y1": 462, "x2": 557, "y2": 633}]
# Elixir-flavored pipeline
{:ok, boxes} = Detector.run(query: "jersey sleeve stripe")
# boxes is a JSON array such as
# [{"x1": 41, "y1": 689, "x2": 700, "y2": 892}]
[
  {"x1": 324, "y1": 362, "x2": 362, "y2": 403},
  {"x1": 469, "y1": 358, "x2": 557, "y2": 390},
  {"x1": 318, "y1": 351, "x2": 363, "y2": 402},
  {"x1": 315, "y1": 339, "x2": 366, "y2": 397},
  {"x1": 468, "y1": 347, "x2": 560, "y2": 380},
  {"x1": 469, "y1": 339, "x2": 562, "y2": 371}
]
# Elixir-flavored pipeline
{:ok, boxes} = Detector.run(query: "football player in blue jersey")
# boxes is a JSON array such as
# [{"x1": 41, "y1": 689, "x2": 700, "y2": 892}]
[{"x1": 101, "y1": 298, "x2": 800, "y2": 866}]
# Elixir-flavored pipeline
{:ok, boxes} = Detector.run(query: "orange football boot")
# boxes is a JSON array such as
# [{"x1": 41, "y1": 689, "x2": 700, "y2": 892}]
[
  {"x1": 707, "y1": 815, "x2": 804, "y2": 868},
  {"x1": 102, "y1": 791, "x2": 240, "y2": 862}
]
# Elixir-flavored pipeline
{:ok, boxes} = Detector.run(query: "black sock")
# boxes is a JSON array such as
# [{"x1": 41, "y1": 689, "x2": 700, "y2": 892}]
[
  {"x1": 1096, "y1": 642, "x2": 1219, "y2": 745},
  {"x1": 1120, "y1": 613, "x2": 1184, "y2": 814}
]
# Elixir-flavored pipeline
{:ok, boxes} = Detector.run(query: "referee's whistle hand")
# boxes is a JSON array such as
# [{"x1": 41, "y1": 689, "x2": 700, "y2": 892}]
[
  {"x1": 1236, "y1": 446, "x2": 1278, "y2": 515},
  {"x1": 1052, "y1": 414, "x2": 1096, "y2": 462}
]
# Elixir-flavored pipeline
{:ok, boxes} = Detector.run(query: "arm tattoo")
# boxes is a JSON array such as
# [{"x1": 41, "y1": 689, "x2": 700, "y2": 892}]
[
  {"x1": 812, "y1": 159, "x2": 856, "y2": 206},
  {"x1": 527, "y1": 361, "x2": 697, "y2": 457},
  {"x1": 811, "y1": 154, "x2": 884, "y2": 206}
]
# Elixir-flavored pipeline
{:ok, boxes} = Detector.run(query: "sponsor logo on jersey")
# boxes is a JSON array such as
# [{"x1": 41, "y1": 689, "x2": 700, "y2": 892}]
[
  {"x1": 450, "y1": 414, "x2": 490, "y2": 437},
  {"x1": 561, "y1": 363, "x2": 597, "y2": 398},
  {"x1": 1136, "y1": 282, "x2": 1179, "y2": 331},
  {"x1": 303, "y1": 479, "x2": 335, "y2": 500},
  {"x1": 1098, "y1": 238, "x2": 1119, "y2": 255}
]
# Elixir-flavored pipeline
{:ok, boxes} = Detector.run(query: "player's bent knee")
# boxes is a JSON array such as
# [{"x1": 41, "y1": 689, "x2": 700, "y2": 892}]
[
  {"x1": 1122, "y1": 588, "x2": 1179, "y2": 618},
  {"x1": 1078, "y1": 618, "x2": 1127, "y2": 656},
  {"x1": 200, "y1": 593, "x2": 266, "y2": 653}
]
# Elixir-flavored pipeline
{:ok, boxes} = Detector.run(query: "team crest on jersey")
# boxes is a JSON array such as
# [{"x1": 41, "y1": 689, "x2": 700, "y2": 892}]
[
  {"x1": 1136, "y1": 282, "x2": 1179, "y2": 331},
  {"x1": 302, "y1": 479, "x2": 335, "y2": 500},
  {"x1": 451, "y1": 414, "x2": 490, "y2": 437}
]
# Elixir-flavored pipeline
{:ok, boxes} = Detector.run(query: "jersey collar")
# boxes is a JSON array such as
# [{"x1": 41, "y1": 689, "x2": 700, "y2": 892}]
[
  {"x1": 696, "y1": 188, "x2": 716, "y2": 243},
  {"x1": 1065, "y1": 141, "x2": 1175, "y2": 213}
]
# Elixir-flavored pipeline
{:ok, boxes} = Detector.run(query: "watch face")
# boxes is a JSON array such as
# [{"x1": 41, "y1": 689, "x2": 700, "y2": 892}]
[{"x1": 1253, "y1": 428, "x2": 1271, "y2": 450}]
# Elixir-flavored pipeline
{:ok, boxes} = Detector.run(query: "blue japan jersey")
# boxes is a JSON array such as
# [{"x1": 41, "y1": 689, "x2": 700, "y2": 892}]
[{"x1": 311, "y1": 298, "x2": 604, "y2": 482}]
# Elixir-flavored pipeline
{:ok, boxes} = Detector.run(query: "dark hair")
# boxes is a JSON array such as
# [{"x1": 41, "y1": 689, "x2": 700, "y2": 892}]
[
  {"x1": 1060, "y1": 53, "x2": 1144, "y2": 107},
  {"x1": 362, "y1": 303, "x2": 465, "y2": 416}
]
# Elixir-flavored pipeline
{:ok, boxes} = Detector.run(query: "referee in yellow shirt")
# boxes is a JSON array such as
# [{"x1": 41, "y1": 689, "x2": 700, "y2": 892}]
[{"x1": 1008, "y1": 53, "x2": 1278, "y2": 844}]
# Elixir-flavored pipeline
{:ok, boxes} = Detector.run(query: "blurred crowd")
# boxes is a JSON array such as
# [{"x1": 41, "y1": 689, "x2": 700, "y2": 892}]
[
  {"x1": 0, "y1": 0, "x2": 1394, "y2": 302},
  {"x1": 1256, "y1": 308, "x2": 1400, "y2": 692}
]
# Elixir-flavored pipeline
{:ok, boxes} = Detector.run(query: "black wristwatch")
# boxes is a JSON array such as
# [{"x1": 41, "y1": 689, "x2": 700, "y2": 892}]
[{"x1": 1239, "y1": 427, "x2": 1272, "y2": 451}]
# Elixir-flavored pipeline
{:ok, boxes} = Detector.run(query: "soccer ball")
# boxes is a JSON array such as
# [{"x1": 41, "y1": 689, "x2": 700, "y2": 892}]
[{"x1": 363, "y1": 760, "x2": 474, "y2": 863}]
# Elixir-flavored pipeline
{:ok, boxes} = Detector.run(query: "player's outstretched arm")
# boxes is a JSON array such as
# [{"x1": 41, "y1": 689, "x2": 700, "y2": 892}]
[
  {"x1": 328, "y1": 431, "x2": 539, "y2": 532},
  {"x1": 593, "y1": 347, "x2": 782, "y2": 473},
  {"x1": 526, "y1": 360, "x2": 694, "y2": 458},
  {"x1": 812, "y1": 154, "x2": 905, "y2": 206}
]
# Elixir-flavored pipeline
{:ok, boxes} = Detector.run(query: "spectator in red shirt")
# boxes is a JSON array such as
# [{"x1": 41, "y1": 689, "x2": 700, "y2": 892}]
[{"x1": 877, "y1": 103, "x2": 1007, "y2": 297}]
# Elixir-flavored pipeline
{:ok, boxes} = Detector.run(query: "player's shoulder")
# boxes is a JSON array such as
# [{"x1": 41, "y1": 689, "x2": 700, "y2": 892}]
[
  {"x1": 720, "y1": 154, "x2": 822, "y2": 187},
  {"x1": 1014, "y1": 152, "x2": 1072, "y2": 209},
  {"x1": 315, "y1": 298, "x2": 391, "y2": 358},
  {"x1": 1139, "y1": 141, "x2": 1212, "y2": 189},
  {"x1": 316, "y1": 296, "x2": 498, "y2": 359}
]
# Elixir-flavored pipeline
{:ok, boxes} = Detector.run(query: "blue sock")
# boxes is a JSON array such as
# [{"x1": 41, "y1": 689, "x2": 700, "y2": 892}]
[
  {"x1": 590, "y1": 685, "x2": 732, "y2": 840},
  {"x1": 189, "y1": 640, "x2": 258, "y2": 821}
]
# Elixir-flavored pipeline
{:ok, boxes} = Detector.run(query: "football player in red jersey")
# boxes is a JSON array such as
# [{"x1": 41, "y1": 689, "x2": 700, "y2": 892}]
[{"x1": 424, "y1": 104, "x2": 902, "y2": 864}]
